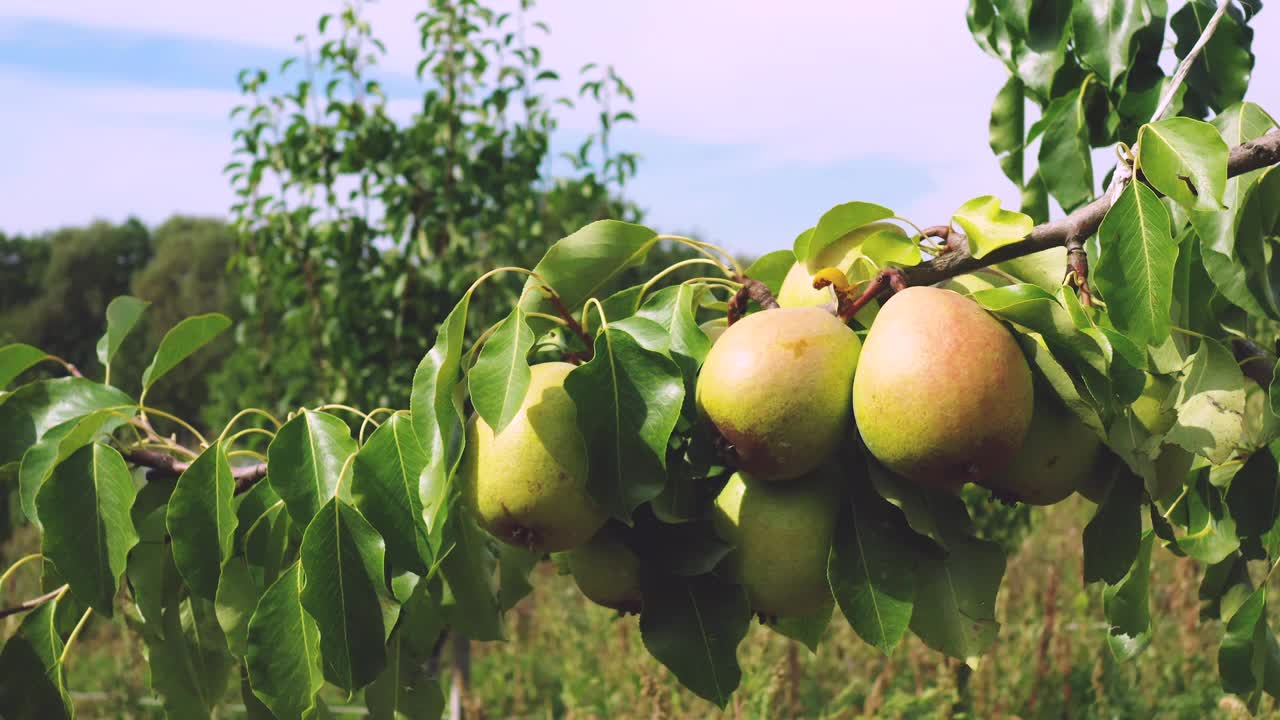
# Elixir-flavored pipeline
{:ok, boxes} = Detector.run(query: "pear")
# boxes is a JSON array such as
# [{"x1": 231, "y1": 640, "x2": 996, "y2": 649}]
[
  {"x1": 777, "y1": 222, "x2": 907, "y2": 309},
  {"x1": 711, "y1": 471, "x2": 837, "y2": 617},
  {"x1": 696, "y1": 306, "x2": 860, "y2": 481},
  {"x1": 979, "y1": 379, "x2": 1101, "y2": 505},
  {"x1": 460, "y1": 362, "x2": 605, "y2": 553},
  {"x1": 562, "y1": 530, "x2": 642, "y2": 613},
  {"x1": 854, "y1": 286, "x2": 1033, "y2": 490}
]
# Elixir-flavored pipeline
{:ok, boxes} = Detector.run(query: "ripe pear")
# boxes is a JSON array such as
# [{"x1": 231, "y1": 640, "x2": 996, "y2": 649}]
[
  {"x1": 562, "y1": 530, "x2": 642, "y2": 613},
  {"x1": 460, "y1": 362, "x2": 606, "y2": 553},
  {"x1": 853, "y1": 286, "x2": 1033, "y2": 490},
  {"x1": 696, "y1": 306, "x2": 860, "y2": 481},
  {"x1": 979, "y1": 380, "x2": 1101, "y2": 505},
  {"x1": 711, "y1": 471, "x2": 837, "y2": 617},
  {"x1": 777, "y1": 222, "x2": 906, "y2": 308}
]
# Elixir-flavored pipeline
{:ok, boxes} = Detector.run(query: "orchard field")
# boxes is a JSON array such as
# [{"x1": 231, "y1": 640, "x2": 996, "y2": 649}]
[{"x1": 5, "y1": 1, "x2": 1280, "y2": 719}]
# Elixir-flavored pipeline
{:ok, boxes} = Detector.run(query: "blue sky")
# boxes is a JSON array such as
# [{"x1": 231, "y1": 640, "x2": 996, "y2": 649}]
[{"x1": 2, "y1": 2, "x2": 1278, "y2": 257}]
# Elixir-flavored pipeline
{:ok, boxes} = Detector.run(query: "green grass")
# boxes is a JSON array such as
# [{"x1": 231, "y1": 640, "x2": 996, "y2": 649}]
[{"x1": 2, "y1": 496, "x2": 1277, "y2": 718}]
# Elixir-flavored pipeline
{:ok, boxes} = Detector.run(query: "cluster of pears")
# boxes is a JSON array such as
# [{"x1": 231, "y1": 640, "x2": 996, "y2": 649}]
[{"x1": 457, "y1": 240, "x2": 1125, "y2": 618}]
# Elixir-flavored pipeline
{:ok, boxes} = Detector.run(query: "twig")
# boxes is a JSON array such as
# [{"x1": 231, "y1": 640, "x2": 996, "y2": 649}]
[
  {"x1": 852, "y1": 132, "x2": 1280, "y2": 305},
  {"x1": 120, "y1": 447, "x2": 268, "y2": 495},
  {"x1": 1152, "y1": 0, "x2": 1232, "y2": 124},
  {"x1": 543, "y1": 288, "x2": 594, "y2": 358},
  {"x1": 726, "y1": 276, "x2": 779, "y2": 325},
  {"x1": 0, "y1": 584, "x2": 68, "y2": 620}
]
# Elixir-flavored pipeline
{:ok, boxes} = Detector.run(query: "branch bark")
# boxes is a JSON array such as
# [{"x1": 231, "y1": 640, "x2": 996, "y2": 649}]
[
  {"x1": 0, "y1": 584, "x2": 68, "y2": 620},
  {"x1": 120, "y1": 447, "x2": 268, "y2": 495},
  {"x1": 890, "y1": 131, "x2": 1280, "y2": 290}
]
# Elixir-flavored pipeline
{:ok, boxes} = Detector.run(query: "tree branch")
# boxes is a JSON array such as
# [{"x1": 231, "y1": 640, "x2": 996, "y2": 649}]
[
  {"x1": 120, "y1": 447, "x2": 268, "y2": 495},
  {"x1": 0, "y1": 584, "x2": 68, "y2": 620},
  {"x1": 870, "y1": 130, "x2": 1280, "y2": 295}
]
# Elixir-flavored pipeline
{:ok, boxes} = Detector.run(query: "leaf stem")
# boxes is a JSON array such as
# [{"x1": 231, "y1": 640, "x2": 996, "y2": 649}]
[
  {"x1": 358, "y1": 407, "x2": 400, "y2": 444},
  {"x1": 217, "y1": 408, "x2": 284, "y2": 444},
  {"x1": 581, "y1": 297, "x2": 610, "y2": 338},
  {"x1": 0, "y1": 554, "x2": 43, "y2": 590},
  {"x1": 655, "y1": 234, "x2": 743, "y2": 278},
  {"x1": 139, "y1": 406, "x2": 210, "y2": 448},
  {"x1": 59, "y1": 607, "x2": 94, "y2": 665},
  {"x1": 224, "y1": 427, "x2": 277, "y2": 448},
  {"x1": 636, "y1": 258, "x2": 728, "y2": 307},
  {"x1": 313, "y1": 404, "x2": 372, "y2": 422}
]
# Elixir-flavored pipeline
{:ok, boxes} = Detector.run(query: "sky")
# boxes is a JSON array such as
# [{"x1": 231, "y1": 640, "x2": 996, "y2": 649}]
[{"x1": 1, "y1": 2, "x2": 1278, "y2": 257}]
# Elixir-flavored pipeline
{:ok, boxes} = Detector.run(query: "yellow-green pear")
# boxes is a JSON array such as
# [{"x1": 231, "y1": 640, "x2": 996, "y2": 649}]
[
  {"x1": 562, "y1": 530, "x2": 642, "y2": 613},
  {"x1": 460, "y1": 362, "x2": 606, "y2": 553},
  {"x1": 696, "y1": 306, "x2": 860, "y2": 481},
  {"x1": 777, "y1": 222, "x2": 906, "y2": 308},
  {"x1": 854, "y1": 286, "x2": 1033, "y2": 490},
  {"x1": 979, "y1": 380, "x2": 1101, "y2": 505},
  {"x1": 711, "y1": 471, "x2": 837, "y2": 617}
]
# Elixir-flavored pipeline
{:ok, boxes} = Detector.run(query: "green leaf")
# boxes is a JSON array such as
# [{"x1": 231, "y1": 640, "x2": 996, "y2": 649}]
[
  {"x1": 989, "y1": 76, "x2": 1024, "y2": 186},
  {"x1": 1083, "y1": 464, "x2": 1143, "y2": 584},
  {"x1": 1071, "y1": 0, "x2": 1154, "y2": 86},
  {"x1": 1168, "y1": 338, "x2": 1247, "y2": 464},
  {"x1": 1038, "y1": 88, "x2": 1095, "y2": 212},
  {"x1": 861, "y1": 228, "x2": 922, "y2": 267},
  {"x1": 952, "y1": 195, "x2": 1034, "y2": 258},
  {"x1": 96, "y1": 295, "x2": 150, "y2": 374},
  {"x1": 1173, "y1": 471, "x2": 1240, "y2": 564},
  {"x1": 909, "y1": 532, "x2": 1004, "y2": 661},
  {"x1": 498, "y1": 544, "x2": 541, "y2": 612},
  {"x1": 469, "y1": 306, "x2": 534, "y2": 434},
  {"x1": 519, "y1": 220, "x2": 659, "y2": 333},
  {"x1": 1235, "y1": 167, "x2": 1280, "y2": 319},
  {"x1": 36, "y1": 443, "x2": 139, "y2": 615},
  {"x1": 19, "y1": 407, "x2": 133, "y2": 529},
  {"x1": 300, "y1": 498, "x2": 397, "y2": 691},
  {"x1": 144, "y1": 595, "x2": 235, "y2": 719},
  {"x1": 743, "y1": 249, "x2": 796, "y2": 295},
  {"x1": 0, "y1": 599, "x2": 72, "y2": 719},
  {"x1": 168, "y1": 441, "x2": 238, "y2": 600},
  {"x1": 216, "y1": 559, "x2": 262, "y2": 658},
  {"x1": 246, "y1": 563, "x2": 324, "y2": 720},
  {"x1": 1102, "y1": 530, "x2": 1154, "y2": 660},
  {"x1": 0, "y1": 377, "x2": 132, "y2": 465},
  {"x1": 1172, "y1": 0, "x2": 1254, "y2": 112},
  {"x1": 639, "y1": 572, "x2": 752, "y2": 708},
  {"x1": 636, "y1": 284, "x2": 712, "y2": 386},
  {"x1": 770, "y1": 604, "x2": 833, "y2": 653},
  {"x1": 611, "y1": 316, "x2": 672, "y2": 355},
  {"x1": 128, "y1": 482, "x2": 178, "y2": 631},
  {"x1": 1094, "y1": 181, "x2": 1177, "y2": 347},
  {"x1": 439, "y1": 502, "x2": 503, "y2": 641},
  {"x1": 0, "y1": 343, "x2": 48, "y2": 388},
  {"x1": 366, "y1": 581, "x2": 445, "y2": 720},
  {"x1": 1226, "y1": 449, "x2": 1280, "y2": 538},
  {"x1": 1219, "y1": 585, "x2": 1269, "y2": 697},
  {"x1": 268, "y1": 409, "x2": 358, "y2": 526},
  {"x1": 797, "y1": 201, "x2": 894, "y2": 264},
  {"x1": 1273, "y1": 361, "x2": 1280, "y2": 420},
  {"x1": 141, "y1": 313, "x2": 232, "y2": 392},
  {"x1": 411, "y1": 293, "x2": 471, "y2": 538},
  {"x1": 828, "y1": 474, "x2": 917, "y2": 654},
  {"x1": 867, "y1": 457, "x2": 973, "y2": 550},
  {"x1": 351, "y1": 413, "x2": 432, "y2": 574},
  {"x1": 564, "y1": 328, "x2": 685, "y2": 521},
  {"x1": 1137, "y1": 117, "x2": 1229, "y2": 211}
]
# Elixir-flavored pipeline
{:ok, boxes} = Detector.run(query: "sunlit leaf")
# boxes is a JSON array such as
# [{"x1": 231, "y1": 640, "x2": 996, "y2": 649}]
[
  {"x1": 141, "y1": 313, "x2": 232, "y2": 392},
  {"x1": 0, "y1": 377, "x2": 132, "y2": 465},
  {"x1": 1094, "y1": 181, "x2": 1177, "y2": 347},
  {"x1": 1168, "y1": 338, "x2": 1247, "y2": 464},
  {"x1": 351, "y1": 413, "x2": 432, "y2": 574},
  {"x1": 96, "y1": 295, "x2": 150, "y2": 376},
  {"x1": 952, "y1": 195, "x2": 1034, "y2": 258},
  {"x1": 469, "y1": 306, "x2": 534, "y2": 434},
  {"x1": 1072, "y1": 0, "x2": 1155, "y2": 86},
  {"x1": 267, "y1": 409, "x2": 358, "y2": 526},
  {"x1": 744, "y1": 249, "x2": 796, "y2": 295},
  {"x1": 797, "y1": 201, "x2": 894, "y2": 264},
  {"x1": 1137, "y1": 117, "x2": 1228, "y2": 211},
  {"x1": 19, "y1": 407, "x2": 133, "y2": 529},
  {"x1": 0, "y1": 343, "x2": 48, "y2": 389},
  {"x1": 167, "y1": 441, "x2": 238, "y2": 601}
]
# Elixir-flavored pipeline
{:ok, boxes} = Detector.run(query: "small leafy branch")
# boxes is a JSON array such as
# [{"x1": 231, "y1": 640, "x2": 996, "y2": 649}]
[{"x1": 4, "y1": 1, "x2": 1280, "y2": 718}]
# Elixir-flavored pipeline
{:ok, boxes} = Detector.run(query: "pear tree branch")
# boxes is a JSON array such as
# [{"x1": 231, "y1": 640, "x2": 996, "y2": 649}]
[
  {"x1": 120, "y1": 446, "x2": 268, "y2": 495},
  {"x1": 842, "y1": 131, "x2": 1280, "y2": 317}
]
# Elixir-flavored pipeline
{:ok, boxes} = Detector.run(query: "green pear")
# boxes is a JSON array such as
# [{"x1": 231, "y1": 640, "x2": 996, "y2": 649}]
[
  {"x1": 562, "y1": 530, "x2": 642, "y2": 613},
  {"x1": 777, "y1": 222, "x2": 906, "y2": 309},
  {"x1": 854, "y1": 286, "x2": 1033, "y2": 490},
  {"x1": 978, "y1": 379, "x2": 1101, "y2": 505},
  {"x1": 711, "y1": 471, "x2": 837, "y2": 617},
  {"x1": 460, "y1": 361, "x2": 606, "y2": 553},
  {"x1": 696, "y1": 306, "x2": 861, "y2": 481}
]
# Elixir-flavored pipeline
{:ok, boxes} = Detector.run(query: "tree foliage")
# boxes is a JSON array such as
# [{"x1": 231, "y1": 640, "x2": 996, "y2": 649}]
[{"x1": 3, "y1": 0, "x2": 1280, "y2": 717}]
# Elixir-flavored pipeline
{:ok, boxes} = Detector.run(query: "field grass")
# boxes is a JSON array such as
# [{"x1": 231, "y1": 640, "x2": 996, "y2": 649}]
[{"x1": 1, "y1": 495, "x2": 1275, "y2": 719}]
